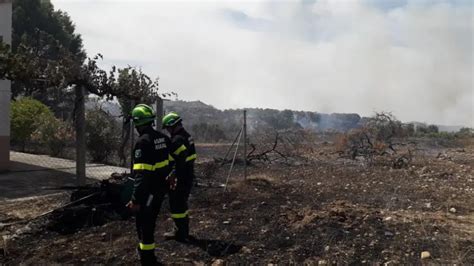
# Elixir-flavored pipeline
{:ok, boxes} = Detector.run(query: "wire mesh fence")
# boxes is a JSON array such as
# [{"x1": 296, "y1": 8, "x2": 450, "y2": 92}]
[
  {"x1": 8, "y1": 96, "x2": 327, "y2": 187},
  {"x1": 8, "y1": 98, "x2": 134, "y2": 182}
]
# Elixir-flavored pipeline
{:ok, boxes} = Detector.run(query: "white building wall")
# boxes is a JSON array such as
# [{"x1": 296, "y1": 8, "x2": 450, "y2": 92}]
[{"x1": 0, "y1": 0, "x2": 12, "y2": 172}]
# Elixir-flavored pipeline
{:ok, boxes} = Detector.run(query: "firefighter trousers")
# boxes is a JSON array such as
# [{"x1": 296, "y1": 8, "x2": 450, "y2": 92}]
[
  {"x1": 168, "y1": 176, "x2": 193, "y2": 238},
  {"x1": 135, "y1": 186, "x2": 167, "y2": 264}
]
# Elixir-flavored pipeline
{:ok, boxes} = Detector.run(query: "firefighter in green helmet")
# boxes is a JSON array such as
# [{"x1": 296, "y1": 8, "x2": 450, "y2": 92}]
[
  {"x1": 127, "y1": 104, "x2": 172, "y2": 265},
  {"x1": 162, "y1": 112, "x2": 197, "y2": 243}
]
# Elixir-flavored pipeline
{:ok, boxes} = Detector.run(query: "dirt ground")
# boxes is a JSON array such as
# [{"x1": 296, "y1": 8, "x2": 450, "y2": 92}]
[{"x1": 0, "y1": 137, "x2": 473, "y2": 264}]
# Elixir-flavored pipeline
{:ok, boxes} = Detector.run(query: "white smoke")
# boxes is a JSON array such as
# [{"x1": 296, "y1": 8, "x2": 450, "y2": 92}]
[{"x1": 53, "y1": 0, "x2": 473, "y2": 126}]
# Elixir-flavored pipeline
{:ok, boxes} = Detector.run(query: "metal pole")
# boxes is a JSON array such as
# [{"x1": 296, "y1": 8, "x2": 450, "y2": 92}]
[
  {"x1": 224, "y1": 125, "x2": 243, "y2": 192},
  {"x1": 222, "y1": 127, "x2": 242, "y2": 163},
  {"x1": 75, "y1": 85, "x2": 86, "y2": 185},
  {"x1": 155, "y1": 97, "x2": 163, "y2": 130},
  {"x1": 243, "y1": 109, "x2": 247, "y2": 179},
  {"x1": 130, "y1": 100, "x2": 135, "y2": 174}
]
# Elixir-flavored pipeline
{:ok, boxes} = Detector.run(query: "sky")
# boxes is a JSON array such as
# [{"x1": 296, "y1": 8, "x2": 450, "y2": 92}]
[{"x1": 52, "y1": 0, "x2": 473, "y2": 126}]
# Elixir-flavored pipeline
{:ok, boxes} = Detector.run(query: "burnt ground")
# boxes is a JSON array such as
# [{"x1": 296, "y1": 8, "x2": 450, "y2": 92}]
[{"x1": 0, "y1": 138, "x2": 473, "y2": 264}]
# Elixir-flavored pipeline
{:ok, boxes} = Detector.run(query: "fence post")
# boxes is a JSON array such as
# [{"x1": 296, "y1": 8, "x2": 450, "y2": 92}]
[
  {"x1": 243, "y1": 109, "x2": 247, "y2": 180},
  {"x1": 130, "y1": 100, "x2": 135, "y2": 174},
  {"x1": 75, "y1": 85, "x2": 86, "y2": 185},
  {"x1": 155, "y1": 97, "x2": 163, "y2": 130}
]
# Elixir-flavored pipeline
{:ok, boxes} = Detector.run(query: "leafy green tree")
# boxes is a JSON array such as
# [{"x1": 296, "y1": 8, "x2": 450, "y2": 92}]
[
  {"x1": 2, "y1": 1, "x2": 164, "y2": 167},
  {"x1": 258, "y1": 109, "x2": 296, "y2": 130},
  {"x1": 416, "y1": 124, "x2": 440, "y2": 135},
  {"x1": 1, "y1": 0, "x2": 163, "y2": 110},
  {"x1": 11, "y1": 0, "x2": 85, "y2": 99},
  {"x1": 115, "y1": 67, "x2": 160, "y2": 166},
  {"x1": 4, "y1": 0, "x2": 86, "y2": 120},
  {"x1": 308, "y1": 112, "x2": 321, "y2": 123},
  {"x1": 10, "y1": 97, "x2": 55, "y2": 150},
  {"x1": 427, "y1": 124, "x2": 439, "y2": 134}
]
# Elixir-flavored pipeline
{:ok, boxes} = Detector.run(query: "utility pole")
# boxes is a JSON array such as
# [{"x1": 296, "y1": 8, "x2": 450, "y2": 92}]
[
  {"x1": 243, "y1": 109, "x2": 247, "y2": 179},
  {"x1": 75, "y1": 85, "x2": 86, "y2": 185},
  {"x1": 155, "y1": 97, "x2": 163, "y2": 130}
]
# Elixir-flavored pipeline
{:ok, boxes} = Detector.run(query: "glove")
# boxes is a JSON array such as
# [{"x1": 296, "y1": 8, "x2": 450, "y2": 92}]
[
  {"x1": 126, "y1": 201, "x2": 140, "y2": 212},
  {"x1": 166, "y1": 172, "x2": 177, "y2": 190}
]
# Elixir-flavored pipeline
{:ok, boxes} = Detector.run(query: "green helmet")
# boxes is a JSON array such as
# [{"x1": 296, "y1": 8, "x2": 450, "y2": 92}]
[
  {"x1": 132, "y1": 104, "x2": 155, "y2": 126},
  {"x1": 162, "y1": 112, "x2": 182, "y2": 128}
]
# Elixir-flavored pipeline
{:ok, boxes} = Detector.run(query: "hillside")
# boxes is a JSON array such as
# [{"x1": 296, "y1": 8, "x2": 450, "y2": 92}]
[
  {"x1": 163, "y1": 100, "x2": 363, "y2": 132},
  {"x1": 89, "y1": 99, "x2": 463, "y2": 141}
]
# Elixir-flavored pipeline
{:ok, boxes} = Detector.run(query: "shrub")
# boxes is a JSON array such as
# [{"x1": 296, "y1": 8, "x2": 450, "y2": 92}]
[
  {"x1": 336, "y1": 112, "x2": 413, "y2": 162},
  {"x1": 85, "y1": 108, "x2": 119, "y2": 163},
  {"x1": 402, "y1": 123, "x2": 415, "y2": 137},
  {"x1": 416, "y1": 124, "x2": 439, "y2": 135},
  {"x1": 11, "y1": 97, "x2": 55, "y2": 150},
  {"x1": 32, "y1": 115, "x2": 74, "y2": 156},
  {"x1": 456, "y1": 127, "x2": 473, "y2": 138},
  {"x1": 427, "y1": 124, "x2": 439, "y2": 133}
]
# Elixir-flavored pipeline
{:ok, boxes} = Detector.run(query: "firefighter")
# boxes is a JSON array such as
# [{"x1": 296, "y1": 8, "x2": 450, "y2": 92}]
[
  {"x1": 162, "y1": 112, "x2": 197, "y2": 242},
  {"x1": 127, "y1": 104, "x2": 172, "y2": 265}
]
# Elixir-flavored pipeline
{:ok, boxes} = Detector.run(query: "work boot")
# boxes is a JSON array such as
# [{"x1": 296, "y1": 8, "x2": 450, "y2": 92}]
[
  {"x1": 164, "y1": 217, "x2": 194, "y2": 243},
  {"x1": 175, "y1": 217, "x2": 190, "y2": 241},
  {"x1": 137, "y1": 248, "x2": 162, "y2": 266},
  {"x1": 163, "y1": 226, "x2": 178, "y2": 240}
]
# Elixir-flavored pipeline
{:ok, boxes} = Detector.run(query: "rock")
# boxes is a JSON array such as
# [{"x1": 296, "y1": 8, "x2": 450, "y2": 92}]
[
  {"x1": 324, "y1": 245, "x2": 330, "y2": 252},
  {"x1": 449, "y1": 207, "x2": 457, "y2": 213},
  {"x1": 241, "y1": 246, "x2": 252, "y2": 253},
  {"x1": 318, "y1": 260, "x2": 328, "y2": 265},
  {"x1": 421, "y1": 251, "x2": 431, "y2": 259},
  {"x1": 384, "y1": 216, "x2": 392, "y2": 221},
  {"x1": 1, "y1": 235, "x2": 9, "y2": 255},
  {"x1": 425, "y1": 203, "x2": 432, "y2": 208},
  {"x1": 15, "y1": 225, "x2": 32, "y2": 235},
  {"x1": 212, "y1": 259, "x2": 225, "y2": 266},
  {"x1": 53, "y1": 239, "x2": 67, "y2": 245}
]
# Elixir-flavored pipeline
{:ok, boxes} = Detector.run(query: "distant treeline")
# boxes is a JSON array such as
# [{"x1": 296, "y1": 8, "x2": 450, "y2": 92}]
[{"x1": 161, "y1": 100, "x2": 363, "y2": 141}]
